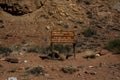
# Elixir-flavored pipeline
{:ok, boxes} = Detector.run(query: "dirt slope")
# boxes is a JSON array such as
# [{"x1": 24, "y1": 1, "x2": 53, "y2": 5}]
[
  {"x1": 0, "y1": 0, "x2": 119, "y2": 46},
  {"x1": 0, "y1": 52, "x2": 120, "y2": 80}
]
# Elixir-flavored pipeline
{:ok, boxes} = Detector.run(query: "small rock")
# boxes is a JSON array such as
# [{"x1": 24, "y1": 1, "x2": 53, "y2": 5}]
[
  {"x1": 18, "y1": 67, "x2": 25, "y2": 71},
  {"x1": 88, "y1": 66, "x2": 94, "y2": 68},
  {"x1": 90, "y1": 72, "x2": 97, "y2": 75},
  {"x1": 27, "y1": 66, "x2": 45, "y2": 75},
  {"x1": 46, "y1": 26, "x2": 51, "y2": 30},
  {"x1": 95, "y1": 54, "x2": 100, "y2": 57},
  {"x1": 100, "y1": 49, "x2": 109, "y2": 55},
  {"x1": 19, "y1": 52, "x2": 23, "y2": 55},
  {"x1": 84, "y1": 71, "x2": 89, "y2": 74},
  {"x1": 5, "y1": 58, "x2": 19, "y2": 63},
  {"x1": 85, "y1": 71, "x2": 97, "y2": 75},
  {"x1": 63, "y1": 24, "x2": 69, "y2": 28},
  {"x1": 77, "y1": 73, "x2": 81, "y2": 77},
  {"x1": 23, "y1": 60, "x2": 27, "y2": 63},
  {"x1": 8, "y1": 77, "x2": 17, "y2": 80},
  {"x1": 61, "y1": 66, "x2": 78, "y2": 74}
]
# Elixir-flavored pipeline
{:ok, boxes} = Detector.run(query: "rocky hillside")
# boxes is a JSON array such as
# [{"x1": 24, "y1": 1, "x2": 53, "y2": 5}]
[{"x1": 0, "y1": 0, "x2": 120, "y2": 51}]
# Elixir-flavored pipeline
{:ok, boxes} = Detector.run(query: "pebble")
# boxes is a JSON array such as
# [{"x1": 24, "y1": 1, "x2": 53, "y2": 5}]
[
  {"x1": 88, "y1": 66, "x2": 94, "y2": 68},
  {"x1": 23, "y1": 60, "x2": 28, "y2": 63},
  {"x1": 8, "y1": 77, "x2": 17, "y2": 80},
  {"x1": 95, "y1": 54, "x2": 100, "y2": 57},
  {"x1": 84, "y1": 71, "x2": 97, "y2": 75},
  {"x1": 17, "y1": 67, "x2": 25, "y2": 70},
  {"x1": 46, "y1": 26, "x2": 51, "y2": 30},
  {"x1": 90, "y1": 72, "x2": 97, "y2": 75}
]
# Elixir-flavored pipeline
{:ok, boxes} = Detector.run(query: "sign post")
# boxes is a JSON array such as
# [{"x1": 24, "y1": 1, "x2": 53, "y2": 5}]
[{"x1": 51, "y1": 30, "x2": 75, "y2": 58}]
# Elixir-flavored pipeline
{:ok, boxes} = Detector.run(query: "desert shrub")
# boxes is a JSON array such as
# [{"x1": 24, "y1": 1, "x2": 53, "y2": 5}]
[
  {"x1": 27, "y1": 44, "x2": 72, "y2": 54},
  {"x1": 63, "y1": 24, "x2": 69, "y2": 28},
  {"x1": 106, "y1": 39, "x2": 120, "y2": 54},
  {"x1": 53, "y1": 44, "x2": 72, "y2": 53},
  {"x1": 82, "y1": 28, "x2": 97, "y2": 37},
  {"x1": 27, "y1": 45, "x2": 51, "y2": 54},
  {"x1": 0, "y1": 45, "x2": 12, "y2": 54},
  {"x1": 10, "y1": 45, "x2": 21, "y2": 51},
  {"x1": 26, "y1": 66, "x2": 45, "y2": 75},
  {"x1": 27, "y1": 46, "x2": 45, "y2": 53},
  {"x1": 61, "y1": 66, "x2": 77, "y2": 74}
]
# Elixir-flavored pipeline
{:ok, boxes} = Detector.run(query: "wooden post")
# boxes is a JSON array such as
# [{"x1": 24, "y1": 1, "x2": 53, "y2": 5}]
[
  {"x1": 51, "y1": 30, "x2": 53, "y2": 53},
  {"x1": 73, "y1": 42, "x2": 76, "y2": 59},
  {"x1": 50, "y1": 42, "x2": 53, "y2": 53}
]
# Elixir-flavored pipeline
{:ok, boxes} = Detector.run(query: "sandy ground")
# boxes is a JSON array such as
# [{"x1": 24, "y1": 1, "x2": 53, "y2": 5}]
[{"x1": 0, "y1": 52, "x2": 120, "y2": 80}]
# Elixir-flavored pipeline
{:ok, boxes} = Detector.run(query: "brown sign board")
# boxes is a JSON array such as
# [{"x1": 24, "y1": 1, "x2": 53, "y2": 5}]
[{"x1": 51, "y1": 31, "x2": 74, "y2": 43}]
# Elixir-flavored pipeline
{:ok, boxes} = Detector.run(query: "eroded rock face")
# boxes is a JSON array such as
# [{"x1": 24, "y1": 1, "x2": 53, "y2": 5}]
[
  {"x1": 0, "y1": 0, "x2": 32, "y2": 15},
  {"x1": 0, "y1": 0, "x2": 46, "y2": 16}
]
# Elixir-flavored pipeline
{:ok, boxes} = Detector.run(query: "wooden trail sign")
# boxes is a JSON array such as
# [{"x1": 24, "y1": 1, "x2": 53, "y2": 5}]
[
  {"x1": 51, "y1": 30, "x2": 76, "y2": 59},
  {"x1": 51, "y1": 31, "x2": 74, "y2": 43}
]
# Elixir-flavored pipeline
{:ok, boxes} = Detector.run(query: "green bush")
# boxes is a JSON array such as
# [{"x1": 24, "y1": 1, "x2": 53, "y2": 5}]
[
  {"x1": 53, "y1": 44, "x2": 71, "y2": 53},
  {"x1": 27, "y1": 44, "x2": 72, "y2": 54},
  {"x1": 61, "y1": 66, "x2": 77, "y2": 74},
  {"x1": 26, "y1": 66, "x2": 45, "y2": 75},
  {"x1": 27, "y1": 46, "x2": 45, "y2": 53},
  {"x1": 82, "y1": 28, "x2": 97, "y2": 37},
  {"x1": 106, "y1": 39, "x2": 120, "y2": 54},
  {"x1": 10, "y1": 45, "x2": 21, "y2": 51},
  {"x1": 0, "y1": 45, "x2": 12, "y2": 54}
]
